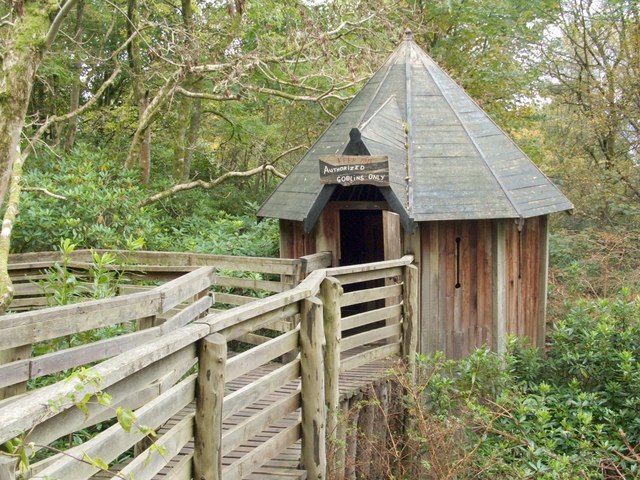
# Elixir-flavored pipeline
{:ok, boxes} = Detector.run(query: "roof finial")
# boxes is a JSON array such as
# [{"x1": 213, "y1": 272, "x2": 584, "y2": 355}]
[{"x1": 404, "y1": 29, "x2": 413, "y2": 41}]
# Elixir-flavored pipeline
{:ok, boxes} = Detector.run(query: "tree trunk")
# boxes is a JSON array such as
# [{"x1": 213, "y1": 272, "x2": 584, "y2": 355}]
[
  {"x1": 0, "y1": 47, "x2": 39, "y2": 312},
  {"x1": 124, "y1": 75, "x2": 178, "y2": 170},
  {"x1": 0, "y1": 35, "x2": 42, "y2": 208},
  {"x1": 0, "y1": 0, "x2": 78, "y2": 311},
  {"x1": 125, "y1": 0, "x2": 152, "y2": 182},
  {"x1": 64, "y1": 0, "x2": 85, "y2": 152},
  {"x1": 172, "y1": 0, "x2": 198, "y2": 183},
  {"x1": 172, "y1": 94, "x2": 192, "y2": 182},
  {"x1": 184, "y1": 97, "x2": 202, "y2": 178},
  {"x1": 140, "y1": 91, "x2": 151, "y2": 183}
]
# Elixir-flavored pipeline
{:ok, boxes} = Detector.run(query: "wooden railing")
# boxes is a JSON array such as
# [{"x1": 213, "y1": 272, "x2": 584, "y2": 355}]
[
  {"x1": 0, "y1": 267, "x2": 214, "y2": 400},
  {"x1": 7, "y1": 250, "x2": 329, "y2": 312},
  {"x1": 0, "y1": 254, "x2": 416, "y2": 480}
]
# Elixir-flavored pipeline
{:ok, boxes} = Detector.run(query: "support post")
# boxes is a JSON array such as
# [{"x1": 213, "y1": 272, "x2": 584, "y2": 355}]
[
  {"x1": 492, "y1": 220, "x2": 508, "y2": 355},
  {"x1": 537, "y1": 215, "x2": 549, "y2": 349},
  {"x1": 320, "y1": 277, "x2": 342, "y2": 450},
  {"x1": 0, "y1": 453, "x2": 16, "y2": 480},
  {"x1": 194, "y1": 333, "x2": 226, "y2": 480},
  {"x1": 402, "y1": 264, "x2": 419, "y2": 378},
  {"x1": 300, "y1": 297, "x2": 326, "y2": 480},
  {"x1": 0, "y1": 345, "x2": 31, "y2": 400},
  {"x1": 137, "y1": 315, "x2": 157, "y2": 330}
]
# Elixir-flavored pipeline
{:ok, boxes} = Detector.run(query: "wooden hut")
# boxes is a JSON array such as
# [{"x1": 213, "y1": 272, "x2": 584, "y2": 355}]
[{"x1": 258, "y1": 31, "x2": 573, "y2": 359}]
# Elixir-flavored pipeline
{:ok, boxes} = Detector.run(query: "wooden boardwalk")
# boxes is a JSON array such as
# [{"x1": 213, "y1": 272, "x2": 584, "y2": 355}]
[
  {"x1": 1, "y1": 252, "x2": 416, "y2": 480},
  {"x1": 96, "y1": 348, "x2": 393, "y2": 479}
]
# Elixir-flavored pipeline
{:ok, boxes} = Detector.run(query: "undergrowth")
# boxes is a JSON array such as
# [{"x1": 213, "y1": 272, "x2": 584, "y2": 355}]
[{"x1": 341, "y1": 292, "x2": 640, "y2": 479}]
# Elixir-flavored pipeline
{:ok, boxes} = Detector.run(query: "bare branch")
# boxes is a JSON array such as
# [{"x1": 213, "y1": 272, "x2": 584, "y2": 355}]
[
  {"x1": 326, "y1": 14, "x2": 375, "y2": 37},
  {"x1": 138, "y1": 164, "x2": 286, "y2": 207},
  {"x1": 22, "y1": 65, "x2": 122, "y2": 161},
  {"x1": 0, "y1": 11, "x2": 15, "y2": 27},
  {"x1": 22, "y1": 187, "x2": 67, "y2": 200},
  {"x1": 175, "y1": 87, "x2": 240, "y2": 101},
  {"x1": 272, "y1": 144, "x2": 308, "y2": 163},
  {"x1": 189, "y1": 63, "x2": 230, "y2": 74},
  {"x1": 45, "y1": 0, "x2": 81, "y2": 49},
  {"x1": 246, "y1": 85, "x2": 351, "y2": 102}
]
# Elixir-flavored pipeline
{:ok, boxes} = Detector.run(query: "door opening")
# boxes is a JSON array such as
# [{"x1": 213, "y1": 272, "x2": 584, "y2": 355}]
[{"x1": 339, "y1": 210, "x2": 384, "y2": 266}]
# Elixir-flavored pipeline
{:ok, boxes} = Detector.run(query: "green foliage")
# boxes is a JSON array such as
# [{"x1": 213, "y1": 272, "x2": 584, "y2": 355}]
[
  {"x1": 14, "y1": 145, "x2": 279, "y2": 257},
  {"x1": 404, "y1": 292, "x2": 640, "y2": 479},
  {"x1": 38, "y1": 238, "x2": 124, "y2": 306},
  {"x1": 15, "y1": 145, "x2": 160, "y2": 251}
]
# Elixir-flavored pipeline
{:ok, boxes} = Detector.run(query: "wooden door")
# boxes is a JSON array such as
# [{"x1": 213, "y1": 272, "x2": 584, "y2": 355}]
[{"x1": 382, "y1": 210, "x2": 401, "y2": 260}]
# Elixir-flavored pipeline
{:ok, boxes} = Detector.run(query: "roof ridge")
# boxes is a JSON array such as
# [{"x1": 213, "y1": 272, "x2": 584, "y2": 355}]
[
  {"x1": 404, "y1": 37, "x2": 414, "y2": 215},
  {"x1": 412, "y1": 43, "x2": 521, "y2": 218},
  {"x1": 359, "y1": 95, "x2": 396, "y2": 131},
  {"x1": 353, "y1": 46, "x2": 404, "y2": 135}
]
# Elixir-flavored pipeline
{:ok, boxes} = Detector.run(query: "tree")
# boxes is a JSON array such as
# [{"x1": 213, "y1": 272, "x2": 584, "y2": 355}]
[
  {"x1": 0, "y1": 0, "x2": 83, "y2": 310},
  {"x1": 541, "y1": 0, "x2": 640, "y2": 219}
]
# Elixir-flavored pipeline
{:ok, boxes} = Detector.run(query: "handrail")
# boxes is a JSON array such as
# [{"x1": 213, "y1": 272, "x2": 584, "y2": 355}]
[{"x1": 0, "y1": 253, "x2": 418, "y2": 480}]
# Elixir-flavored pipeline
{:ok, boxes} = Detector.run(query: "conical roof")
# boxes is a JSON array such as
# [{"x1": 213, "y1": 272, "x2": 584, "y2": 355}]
[{"x1": 258, "y1": 31, "x2": 573, "y2": 232}]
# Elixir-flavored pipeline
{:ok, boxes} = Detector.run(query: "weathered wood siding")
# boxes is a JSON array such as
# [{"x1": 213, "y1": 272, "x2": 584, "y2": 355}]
[
  {"x1": 505, "y1": 216, "x2": 545, "y2": 346},
  {"x1": 283, "y1": 212, "x2": 549, "y2": 359},
  {"x1": 279, "y1": 220, "x2": 316, "y2": 260},
  {"x1": 420, "y1": 216, "x2": 547, "y2": 358},
  {"x1": 420, "y1": 220, "x2": 492, "y2": 358}
]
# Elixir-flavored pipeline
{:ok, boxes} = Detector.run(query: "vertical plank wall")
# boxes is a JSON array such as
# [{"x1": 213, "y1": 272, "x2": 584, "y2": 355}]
[
  {"x1": 282, "y1": 213, "x2": 550, "y2": 359},
  {"x1": 506, "y1": 216, "x2": 544, "y2": 346},
  {"x1": 420, "y1": 217, "x2": 546, "y2": 358},
  {"x1": 280, "y1": 220, "x2": 317, "y2": 259}
]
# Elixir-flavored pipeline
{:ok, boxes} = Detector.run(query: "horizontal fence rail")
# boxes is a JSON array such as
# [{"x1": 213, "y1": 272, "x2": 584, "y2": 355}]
[
  {"x1": 0, "y1": 253, "x2": 416, "y2": 480},
  {"x1": 7, "y1": 250, "x2": 332, "y2": 312}
]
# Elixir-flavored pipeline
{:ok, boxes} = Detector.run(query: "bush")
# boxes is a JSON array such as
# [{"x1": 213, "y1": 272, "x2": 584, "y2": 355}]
[
  {"x1": 14, "y1": 145, "x2": 279, "y2": 257},
  {"x1": 401, "y1": 292, "x2": 640, "y2": 479},
  {"x1": 14, "y1": 145, "x2": 160, "y2": 251}
]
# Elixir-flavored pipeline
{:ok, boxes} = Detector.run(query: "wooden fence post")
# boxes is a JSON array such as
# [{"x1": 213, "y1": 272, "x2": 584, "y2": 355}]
[
  {"x1": 300, "y1": 297, "x2": 326, "y2": 480},
  {"x1": 0, "y1": 453, "x2": 16, "y2": 480},
  {"x1": 0, "y1": 346, "x2": 31, "y2": 400},
  {"x1": 194, "y1": 333, "x2": 227, "y2": 480},
  {"x1": 402, "y1": 264, "x2": 419, "y2": 379},
  {"x1": 320, "y1": 277, "x2": 342, "y2": 444}
]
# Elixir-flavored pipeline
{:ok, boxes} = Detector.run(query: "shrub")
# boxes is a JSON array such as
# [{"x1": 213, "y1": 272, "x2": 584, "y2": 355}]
[
  {"x1": 14, "y1": 145, "x2": 279, "y2": 257},
  {"x1": 399, "y1": 292, "x2": 640, "y2": 479}
]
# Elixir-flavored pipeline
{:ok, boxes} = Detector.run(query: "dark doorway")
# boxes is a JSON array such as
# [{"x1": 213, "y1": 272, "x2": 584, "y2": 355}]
[{"x1": 339, "y1": 210, "x2": 384, "y2": 266}]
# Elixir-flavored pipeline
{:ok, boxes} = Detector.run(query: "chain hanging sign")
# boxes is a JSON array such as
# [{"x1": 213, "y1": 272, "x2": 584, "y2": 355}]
[{"x1": 319, "y1": 155, "x2": 389, "y2": 187}]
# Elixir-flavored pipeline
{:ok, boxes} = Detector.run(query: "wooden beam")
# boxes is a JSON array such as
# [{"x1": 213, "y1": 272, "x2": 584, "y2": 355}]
[
  {"x1": 225, "y1": 329, "x2": 299, "y2": 382},
  {"x1": 194, "y1": 333, "x2": 226, "y2": 480},
  {"x1": 340, "y1": 284, "x2": 402, "y2": 308},
  {"x1": 0, "y1": 453, "x2": 16, "y2": 480},
  {"x1": 222, "y1": 360, "x2": 300, "y2": 420},
  {"x1": 221, "y1": 390, "x2": 300, "y2": 457},
  {"x1": 341, "y1": 304, "x2": 402, "y2": 332},
  {"x1": 0, "y1": 345, "x2": 30, "y2": 399},
  {"x1": 537, "y1": 215, "x2": 549, "y2": 349},
  {"x1": 300, "y1": 297, "x2": 326, "y2": 479},
  {"x1": 121, "y1": 414, "x2": 194, "y2": 480},
  {"x1": 35, "y1": 375, "x2": 197, "y2": 479},
  {"x1": 402, "y1": 264, "x2": 419, "y2": 378},
  {"x1": 301, "y1": 252, "x2": 333, "y2": 274},
  {"x1": 320, "y1": 277, "x2": 342, "y2": 452},
  {"x1": 492, "y1": 220, "x2": 508, "y2": 355}
]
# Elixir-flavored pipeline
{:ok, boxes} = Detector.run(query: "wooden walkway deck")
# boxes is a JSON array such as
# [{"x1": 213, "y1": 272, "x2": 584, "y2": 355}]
[
  {"x1": 0, "y1": 253, "x2": 416, "y2": 480},
  {"x1": 95, "y1": 348, "x2": 393, "y2": 479}
]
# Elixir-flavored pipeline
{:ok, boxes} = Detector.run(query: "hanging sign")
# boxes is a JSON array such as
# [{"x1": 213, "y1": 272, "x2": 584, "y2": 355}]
[{"x1": 319, "y1": 155, "x2": 389, "y2": 187}]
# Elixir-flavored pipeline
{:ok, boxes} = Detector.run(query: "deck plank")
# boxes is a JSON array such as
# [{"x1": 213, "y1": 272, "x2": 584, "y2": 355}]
[{"x1": 96, "y1": 345, "x2": 393, "y2": 479}]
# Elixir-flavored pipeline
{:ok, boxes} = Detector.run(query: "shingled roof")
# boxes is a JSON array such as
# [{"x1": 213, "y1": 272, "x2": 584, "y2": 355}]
[{"x1": 258, "y1": 31, "x2": 573, "y2": 233}]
